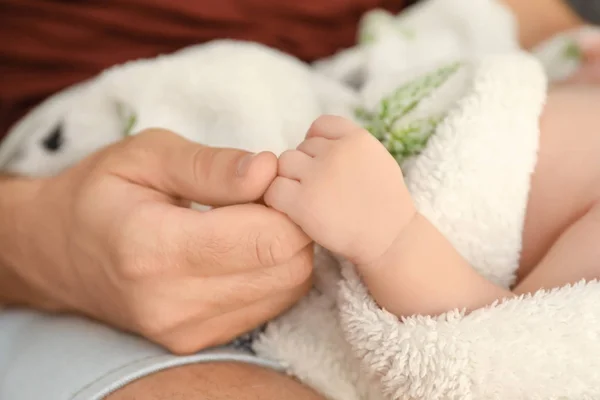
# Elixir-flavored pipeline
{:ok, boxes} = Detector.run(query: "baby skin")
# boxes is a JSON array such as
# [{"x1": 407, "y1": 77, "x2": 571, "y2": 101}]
[{"x1": 264, "y1": 84, "x2": 600, "y2": 318}]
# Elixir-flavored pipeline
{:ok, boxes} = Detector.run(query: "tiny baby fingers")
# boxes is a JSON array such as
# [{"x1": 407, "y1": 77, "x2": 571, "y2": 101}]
[
  {"x1": 306, "y1": 115, "x2": 363, "y2": 140},
  {"x1": 264, "y1": 177, "x2": 302, "y2": 217},
  {"x1": 278, "y1": 150, "x2": 313, "y2": 181},
  {"x1": 296, "y1": 137, "x2": 331, "y2": 157}
]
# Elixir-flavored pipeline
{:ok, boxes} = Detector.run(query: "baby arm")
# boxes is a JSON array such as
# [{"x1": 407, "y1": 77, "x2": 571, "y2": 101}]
[
  {"x1": 265, "y1": 115, "x2": 513, "y2": 318},
  {"x1": 360, "y1": 213, "x2": 515, "y2": 317}
]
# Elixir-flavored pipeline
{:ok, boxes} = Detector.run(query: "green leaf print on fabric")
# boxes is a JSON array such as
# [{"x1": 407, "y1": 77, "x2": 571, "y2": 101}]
[
  {"x1": 562, "y1": 40, "x2": 583, "y2": 62},
  {"x1": 116, "y1": 101, "x2": 138, "y2": 137},
  {"x1": 356, "y1": 62, "x2": 462, "y2": 164},
  {"x1": 123, "y1": 113, "x2": 137, "y2": 136}
]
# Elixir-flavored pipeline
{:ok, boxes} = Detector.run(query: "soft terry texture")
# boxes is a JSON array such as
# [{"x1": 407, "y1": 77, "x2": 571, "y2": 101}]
[
  {"x1": 2, "y1": 0, "x2": 600, "y2": 399},
  {"x1": 254, "y1": 52, "x2": 554, "y2": 400}
]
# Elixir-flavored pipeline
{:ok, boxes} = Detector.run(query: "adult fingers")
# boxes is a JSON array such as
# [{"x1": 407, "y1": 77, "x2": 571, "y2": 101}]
[
  {"x1": 127, "y1": 247, "x2": 313, "y2": 353},
  {"x1": 158, "y1": 203, "x2": 312, "y2": 274},
  {"x1": 106, "y1": 128, "x2": 278, "y2": 206},
  {"x1": 128, "y1": 244, "x2": 313, "y2": 334},
  {"x1": 155, "y1": 271, "x2": 313, "y2": 354}
]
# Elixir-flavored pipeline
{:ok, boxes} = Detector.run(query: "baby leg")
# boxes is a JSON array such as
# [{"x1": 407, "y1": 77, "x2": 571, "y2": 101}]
[
  {"x1": 516, "y1": 86, "x2": 600, "y2": 293},
  {"x1": 515, "y1": 202, "x2": 600, "y2": 294}
]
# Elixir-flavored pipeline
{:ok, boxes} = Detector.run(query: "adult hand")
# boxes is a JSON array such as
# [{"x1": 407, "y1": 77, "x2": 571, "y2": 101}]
[{"x1": 11, "y1": 129, "x2": 313, "y2": 354}]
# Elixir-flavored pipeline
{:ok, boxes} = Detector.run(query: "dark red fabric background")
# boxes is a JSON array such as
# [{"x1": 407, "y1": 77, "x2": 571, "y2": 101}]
[{"x1": 0, "y1": 0, "x2": 408, "y2": 139}]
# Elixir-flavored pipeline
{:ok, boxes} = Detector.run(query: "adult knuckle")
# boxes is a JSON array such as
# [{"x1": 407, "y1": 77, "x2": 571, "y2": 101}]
[
  {"x1": 113, "y1": 214, "x2": 158, "y2": 281},
  {"x1": 114, "y1": 247, "x2": 169, "y2": 283},
  {"x1": 190, "y1": 145, "x2": 215, "y2": 187},
  {"x1": 268, "y1": 234, "x2": 289, "y2": 265},
  {"x1": 115, "y1": 254, "x2": 155, "y2": 282}
]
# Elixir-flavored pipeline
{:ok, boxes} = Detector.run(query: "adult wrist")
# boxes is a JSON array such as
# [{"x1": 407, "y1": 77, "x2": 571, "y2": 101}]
[{"x1": 0, "y1": 175, "x2": 59, "y2": 310}]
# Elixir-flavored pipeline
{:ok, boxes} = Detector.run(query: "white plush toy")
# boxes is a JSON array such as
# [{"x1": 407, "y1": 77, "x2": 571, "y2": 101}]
[
  {"x1": 0, "y1": 40, "x2": 358, "y2": 177},
  {"x1": 314, "y1": 0, "x2": 598, "y2": 106}
]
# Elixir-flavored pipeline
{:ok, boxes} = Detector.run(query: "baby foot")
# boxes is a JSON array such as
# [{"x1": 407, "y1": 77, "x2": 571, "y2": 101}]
[{"x1": 264, "y1": 115, "x2": 416, "y2": 265}]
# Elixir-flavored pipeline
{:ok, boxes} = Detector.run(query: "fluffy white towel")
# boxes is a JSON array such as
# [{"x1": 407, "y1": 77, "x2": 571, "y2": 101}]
[{"x1": 2, "y1": 1, "x2": 600, "y2": 398}]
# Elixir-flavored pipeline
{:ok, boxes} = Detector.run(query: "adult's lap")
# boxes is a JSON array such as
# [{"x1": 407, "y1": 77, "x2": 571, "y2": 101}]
[{"x1": 0, "y1": 309, "x2": 282, "y2": 400}]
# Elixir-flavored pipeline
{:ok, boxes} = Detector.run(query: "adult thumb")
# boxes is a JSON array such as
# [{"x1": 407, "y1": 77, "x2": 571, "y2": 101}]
[{"x1": 109, "y1": 129, "x2": 278, "y2": 206}]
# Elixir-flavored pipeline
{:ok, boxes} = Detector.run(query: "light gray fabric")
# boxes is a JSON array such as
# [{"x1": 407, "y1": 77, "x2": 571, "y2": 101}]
[
  {"x1": 0, "y1": 308, "x2": 281, "y2": 400},
  {"x1": 565, "y1": 0, "x2": 600, "y2": 24}
]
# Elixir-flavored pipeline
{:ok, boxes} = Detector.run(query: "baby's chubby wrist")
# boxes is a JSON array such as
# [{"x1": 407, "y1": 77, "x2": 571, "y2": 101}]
[{"x1": 352, "y1": 204, "x2": 419, "y2": 272}]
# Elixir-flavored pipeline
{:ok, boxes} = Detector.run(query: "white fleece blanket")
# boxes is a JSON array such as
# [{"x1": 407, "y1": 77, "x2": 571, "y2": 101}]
[{"x1": 2, "y1": 0, "x2": 600, "y2": 399}]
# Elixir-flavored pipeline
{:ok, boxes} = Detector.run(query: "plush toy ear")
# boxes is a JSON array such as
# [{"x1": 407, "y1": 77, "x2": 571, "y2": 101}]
[
  {"x1": 41, "y1": 122, "x2": 64, "y2": 152},
  {"x1": 2, "y1": 118, "x2": 70, "y2": 177},
  {"x1": 0, "y1": 83, "x2": 84, "y2": 171},
  {"x1": 2, "y1": 94, "x2": 136, "y2": 177}
]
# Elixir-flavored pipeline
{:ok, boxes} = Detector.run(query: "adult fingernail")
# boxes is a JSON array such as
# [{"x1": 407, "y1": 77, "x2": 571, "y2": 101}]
[{"x1": 237, "y1": 153, "x2": 255, "y2": 177}]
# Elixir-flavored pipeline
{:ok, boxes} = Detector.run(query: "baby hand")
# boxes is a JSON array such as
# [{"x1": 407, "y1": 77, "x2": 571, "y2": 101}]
[{"x1": 265, "y1": 115, "x2": 416, "y2": 265}]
